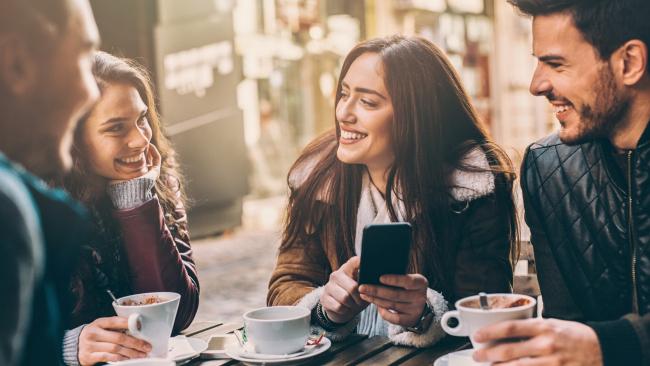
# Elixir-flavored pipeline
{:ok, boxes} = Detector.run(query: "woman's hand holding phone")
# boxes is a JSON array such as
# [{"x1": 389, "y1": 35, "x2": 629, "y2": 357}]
[
  {"x1": 320, "y1": 256, "x2": 369, "y2": 324},
  {"x1": 358, "y1": 273, "x2": 428, "y2": 328}
]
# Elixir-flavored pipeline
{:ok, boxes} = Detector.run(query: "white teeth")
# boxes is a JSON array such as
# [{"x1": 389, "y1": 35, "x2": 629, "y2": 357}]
[
  {"x1": 554, "y1": 105, "x2": 571, "y2": 114},
  {"x1": 341, "y1": 130, "x2": 367, "y2": 140},
  {"x1": 119, "y1": 153, "x2": 144, "y2": 164}
]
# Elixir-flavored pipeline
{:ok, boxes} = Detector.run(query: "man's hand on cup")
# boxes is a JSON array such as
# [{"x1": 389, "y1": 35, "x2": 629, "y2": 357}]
[
  {"x1": 358, "y1": 273, "x2": 428, "y2": 328},
  {"x1": 78, "y1": 316, "x2": 152, "y2": 366},
  {"x1": 320, "y1": 256, "x2": 369, "y2": 324},
  {"x1": 472, "y1": 318, "x2": 603, "y2": 366}
]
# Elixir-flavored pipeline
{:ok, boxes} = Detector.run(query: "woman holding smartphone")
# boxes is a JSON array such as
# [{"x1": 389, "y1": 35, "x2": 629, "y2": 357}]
[
  {"x1": 268, "y1": 35, "x2": 518, "y2": 347},
  {"x1": 60, "y1": 52, "x2": 199, "y2": 365}
]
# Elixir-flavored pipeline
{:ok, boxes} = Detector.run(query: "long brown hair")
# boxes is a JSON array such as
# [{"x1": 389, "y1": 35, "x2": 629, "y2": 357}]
[
  {"x1": 282, "y1": 35, "x2": 518, "y2": 296},
  {"x1": 63, "y1": 51, "x2": 189, "y2": 318},
  {"x1": 64, "y1": 51, "x2": 187, "y2": 227}
]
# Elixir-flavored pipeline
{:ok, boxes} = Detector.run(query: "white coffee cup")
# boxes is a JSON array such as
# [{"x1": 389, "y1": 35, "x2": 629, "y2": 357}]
[
  {"x1": 110, "y1": 358, "x2": 174, "y2": 366},
  {"x1": 113, "y1": 292, "x2": 180, "y2": 358},
  {"x1": 441, "y1": 293, "x2": 536, "y2": 349},
  {"x1": 243, "y1": 306, "x2": 310, "y2": 355}
]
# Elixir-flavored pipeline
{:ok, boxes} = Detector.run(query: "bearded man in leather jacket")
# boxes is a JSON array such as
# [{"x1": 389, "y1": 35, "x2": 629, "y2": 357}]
[{"x1": 472, "y1": 1, "x2": 650, "y2": 365}]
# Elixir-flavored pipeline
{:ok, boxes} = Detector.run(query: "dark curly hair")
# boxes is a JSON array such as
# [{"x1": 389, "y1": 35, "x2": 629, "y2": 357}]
[{"x1": 508, "y1": 0, "x2": 650, "y2": 69}]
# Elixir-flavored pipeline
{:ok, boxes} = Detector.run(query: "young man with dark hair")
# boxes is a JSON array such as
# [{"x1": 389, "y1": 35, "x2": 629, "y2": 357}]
[
  {"x1": 0, "y1": 0, "x2": 99, "y2": 364},
  {"x1": 473, "y1": 0, "x2": 650, "y2": 365}
]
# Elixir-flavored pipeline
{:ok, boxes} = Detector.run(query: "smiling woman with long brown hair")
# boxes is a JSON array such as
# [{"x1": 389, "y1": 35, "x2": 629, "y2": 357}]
[
  {"x1": 59, "y1": 51, "x2": 199, "y2": 365},
  {"x1": 268, "y1": 35, "x2": 518, "y2": 347}
]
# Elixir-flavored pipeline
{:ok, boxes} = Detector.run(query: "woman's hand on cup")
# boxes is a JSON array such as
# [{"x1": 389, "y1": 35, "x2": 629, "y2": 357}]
[
  {"x1": 358, "y1": 273, "x2": 428, "y2": 328},
  {"x1": 78, "y1": 316, "x2": 152, "y2": 366},
  {"x1": 320, "y1": 256, "x2": 369, "y2": 324}
]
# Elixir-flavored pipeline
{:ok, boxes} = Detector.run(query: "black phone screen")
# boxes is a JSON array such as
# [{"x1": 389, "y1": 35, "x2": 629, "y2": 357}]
[{"x1": 358, "y1": 222, "x2": 412, "y2": 285}]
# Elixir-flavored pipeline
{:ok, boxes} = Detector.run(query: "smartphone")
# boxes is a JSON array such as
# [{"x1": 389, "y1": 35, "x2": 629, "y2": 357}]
[
  {"x1": 200, "y1": 334, "x2": 238, "y2": 359},
  {"x1": 358, "y1": 222, "x2": 412, "y2": 285}
]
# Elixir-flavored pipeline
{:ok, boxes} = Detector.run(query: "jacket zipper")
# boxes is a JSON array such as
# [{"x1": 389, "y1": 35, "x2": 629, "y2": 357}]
[{"x1": 627, "y1": 151, "x2": 639, "y2": 314}]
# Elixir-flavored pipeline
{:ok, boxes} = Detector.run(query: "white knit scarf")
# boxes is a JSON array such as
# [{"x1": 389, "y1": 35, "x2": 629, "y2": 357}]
[{"x1": 354, "y1": 171, "x2": 408, "y2": 337}]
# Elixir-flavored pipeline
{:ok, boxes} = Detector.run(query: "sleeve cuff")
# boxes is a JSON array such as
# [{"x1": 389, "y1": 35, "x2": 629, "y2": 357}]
[
  {"x1": 296, "y1": 286, "x2": 359, "y2": 341},
  {"x1": 388, "y1": 288, "x2": 448, "y2": 348},
  {"x1": 62, "y1": 324, "x2": 86, "y2": 366},
  {"x1": 587, "y1": 317, "x2": 642, "y2": 366},
  {"x1": 107, "y1": 176, "x2": 155, "y2": 210}
]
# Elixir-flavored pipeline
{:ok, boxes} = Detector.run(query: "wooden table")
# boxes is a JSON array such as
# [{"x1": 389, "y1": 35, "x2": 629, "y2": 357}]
[{"x1": 180, "y1": 321, "x2": 470, "y2": 365}]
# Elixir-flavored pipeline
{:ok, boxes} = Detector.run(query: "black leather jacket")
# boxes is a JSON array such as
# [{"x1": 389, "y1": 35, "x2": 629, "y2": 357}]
[{"x1": 521, "y1": 125, "x2": 650, "y2": 365}]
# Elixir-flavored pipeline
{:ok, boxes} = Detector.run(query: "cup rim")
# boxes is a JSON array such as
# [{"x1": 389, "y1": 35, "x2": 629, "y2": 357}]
[
  {"x1": 113, "y1": 291, "x2": 180, "y2": 308},
  {"x1": 454, "y1": 293, "x2": 536, "y2": 313},
  {"x1": 243, "y1": 306, "x2": 310, "y2": 322}
]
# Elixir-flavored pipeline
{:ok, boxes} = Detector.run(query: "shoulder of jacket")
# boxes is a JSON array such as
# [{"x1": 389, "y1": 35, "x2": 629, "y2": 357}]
[
  {"x1": 288, "y1": 148, "x2": 334, "y2": 203},
  {"x1": 523, "y1": 133, "x2": 598, "y2": 172},
  {"x1": 527, "y1": 132, "x2": 564, "y2": 151},
  {"x1": 448, "y1": 147, "x2": 496, "y2": 202},
  {"x1": 0, "y1": 166, "x2": 37, "y2": 218}
]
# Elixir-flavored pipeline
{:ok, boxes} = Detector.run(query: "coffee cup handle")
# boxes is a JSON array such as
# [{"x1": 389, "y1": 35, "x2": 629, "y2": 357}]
[
  {"x1": 127, "y1": 313, "x2": 143, "y2": 337},
  {"x1": 441, "y1": 310, "x2": 467, "y2": 336}
]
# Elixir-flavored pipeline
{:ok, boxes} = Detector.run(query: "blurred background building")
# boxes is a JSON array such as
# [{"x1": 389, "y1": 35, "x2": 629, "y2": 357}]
[{"x1": 89, "y1": 0, "x2": 554, "y2": 238}]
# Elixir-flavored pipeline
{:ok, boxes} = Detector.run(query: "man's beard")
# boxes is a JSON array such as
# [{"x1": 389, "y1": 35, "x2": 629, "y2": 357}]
[{"x1": 561, "y1": 64, "x2": 630, "y2": 145}]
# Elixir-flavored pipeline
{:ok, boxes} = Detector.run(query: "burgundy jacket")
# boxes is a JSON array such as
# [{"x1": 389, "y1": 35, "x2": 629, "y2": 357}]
[
  {"x1": 114, "y1": 196, "x2": 199, "y2": 332},
  {"x1": 67, "y1": 195, "x2": 199, "y2": 333}
]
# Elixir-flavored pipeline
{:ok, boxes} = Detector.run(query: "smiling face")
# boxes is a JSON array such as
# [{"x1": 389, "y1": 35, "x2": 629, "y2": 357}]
[
  {"x1": 336, "y1": 52, "x2": 394, "y2": 173},
  {"x1": 0, "y1": 0, "x2": 100, "y2": 179},
  {"x1": 530, "y1": 12, "x2": 630, "y2": 145},
  {"x1": 80, "y1": 82, "x2": 153, "y2": 180},
  {"x1": 41, "y1": 0, "x2": 100, "y2": 174}
]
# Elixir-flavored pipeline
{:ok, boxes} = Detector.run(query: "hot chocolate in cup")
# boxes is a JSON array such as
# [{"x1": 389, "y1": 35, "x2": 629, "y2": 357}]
[
  {"x1": 441, "y1": 293, "x2": 536, "y2": 350},
  {"x1": 243, "y1": 306, "x2": 310, "y2": 355},
  {"x1": 113, "y1": 292, "x2": 180, "y2": 358}
]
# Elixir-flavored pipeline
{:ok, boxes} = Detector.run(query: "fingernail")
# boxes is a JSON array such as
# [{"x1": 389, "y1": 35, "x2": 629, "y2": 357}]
[
  {"x1": 145, "y1": 344, "x2": 152, "y2": 352},
  {"x1": 472, "y1": 350, "x2": 484, "y2": 361},
  {"x1": 358, "y1": 285, "x2": 365, "y2": 293}
]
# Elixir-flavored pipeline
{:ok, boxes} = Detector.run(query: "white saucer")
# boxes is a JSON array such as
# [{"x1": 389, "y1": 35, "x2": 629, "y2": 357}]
[
  {"x1": 434, "y1": 349, "x2": 488, "y2": 366},
  {"x1": 168, "y1": 336, "x2": 208, "y2": 364},
  {"x1": 225, "y1": 337, "x2": 331, "y2": 365},
  {"x1": 109, "y1": 336, "x2": 208, "y2": 365}
]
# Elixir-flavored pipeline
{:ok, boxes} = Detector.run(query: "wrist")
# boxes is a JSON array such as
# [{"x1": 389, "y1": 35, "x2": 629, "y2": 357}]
[
  {"x1": 312, "y1": 302, "x2": 347, "y2": 331},
  {"x1": 406, "y1": 301, "x2": 434, "y2": 334}
]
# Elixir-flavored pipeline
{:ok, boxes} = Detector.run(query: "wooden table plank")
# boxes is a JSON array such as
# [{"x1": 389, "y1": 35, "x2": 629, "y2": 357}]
[
  {"x1": 355, "y1": 345, "x2": 421, "y2": 366},
  {"x1": 187, "y1": 359, "x2": 233, "y2": 366},
  {"x1": 319, "y1": 336, "x2": 393, "y2": 366},
  {"x1": 327, "y1": 334, "x2": 367, "y2": 353},
  {"x1": 221, "y1": 334, "x2": 368, "y2": 366},
  {"x1": 181, "y1": 321, "x2": 223, "y2": 337},
  {"x1": 399, "y1": 337, "x2": 470, "y2": 366}
]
